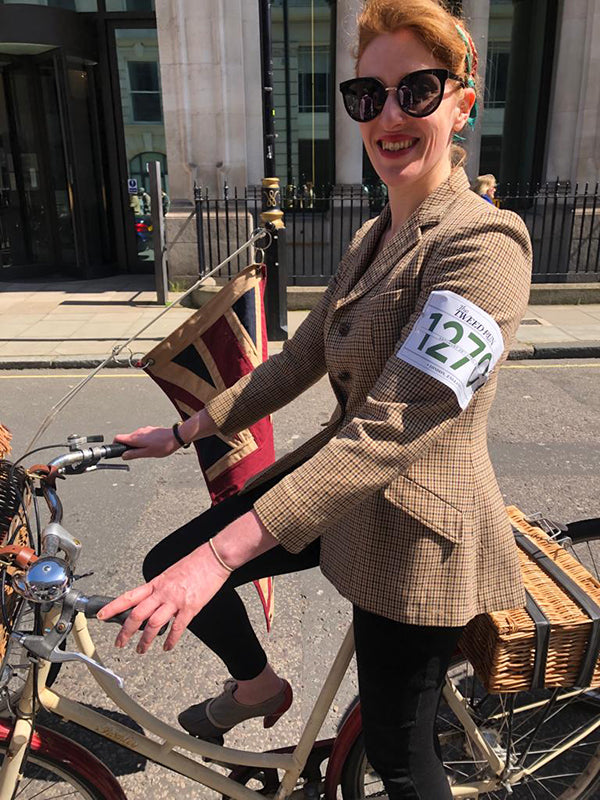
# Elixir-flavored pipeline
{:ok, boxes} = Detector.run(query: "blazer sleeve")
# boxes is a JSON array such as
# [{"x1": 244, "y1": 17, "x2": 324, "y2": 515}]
[
  {"x1": 252, "y1": 211, "x2": 532, "y2": 552},
  {"x1": 204, "y1": 217, "x2": 378, "y2": 436}
]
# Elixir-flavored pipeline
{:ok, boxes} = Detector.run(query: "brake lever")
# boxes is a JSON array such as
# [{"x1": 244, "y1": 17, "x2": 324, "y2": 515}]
[
  {"x1": 11, "y1": 587, "x2": 125, "y2": 688},
  {"x1": 11, "y1": 632, "x2": 124, "y2": 688},
  {"x1": 92, "y1": 464, "x2": 130, "y2": 472}
]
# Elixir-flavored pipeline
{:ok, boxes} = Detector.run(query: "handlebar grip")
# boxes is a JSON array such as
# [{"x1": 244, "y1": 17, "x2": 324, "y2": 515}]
[
  {"x1": 83, "y1": 595, "x2": 169, "y2": 636},
  {"x1": 102, "y1": 443, "x2": 133, "y2": 459}
]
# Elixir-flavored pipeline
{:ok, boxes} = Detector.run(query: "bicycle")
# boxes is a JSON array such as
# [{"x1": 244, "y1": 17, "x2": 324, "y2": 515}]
[{"x1": 0, "y1": 435, "x2": 599, "y2": 799}]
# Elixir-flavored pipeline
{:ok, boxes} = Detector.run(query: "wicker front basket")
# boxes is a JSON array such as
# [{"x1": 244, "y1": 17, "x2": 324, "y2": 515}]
[
  {"x1": 459, "y1": 506, "x2": 600, "y2": 693},
  {"x1": 0, "y1": 460, "x2": 31, "y2": 664},
  {"x1": 0, "y1": 425, "x2": 11, "y2": 460}
]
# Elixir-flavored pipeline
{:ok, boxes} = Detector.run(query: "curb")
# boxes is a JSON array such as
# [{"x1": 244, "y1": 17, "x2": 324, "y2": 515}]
[
  {"x1": 526, "y1": 341, "x2": 600, "y2": 359},
  {"x1": 0, "y1": 357, "x2": 134, "y2": 370},
  {"x1": 187, "y1": 283, "x2": 600, "y2": 311},
  {"x1": 1, "y1": 342, "x2": 600, "y2": 369}
]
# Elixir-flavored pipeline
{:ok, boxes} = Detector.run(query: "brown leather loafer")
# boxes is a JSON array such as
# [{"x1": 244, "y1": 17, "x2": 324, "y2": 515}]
[{"x1": 178, "y1": 678, "x2": 293, "y2": 739}]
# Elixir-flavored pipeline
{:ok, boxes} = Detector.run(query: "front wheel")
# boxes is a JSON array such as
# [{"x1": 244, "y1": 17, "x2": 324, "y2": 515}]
[{"x1": 0, "y1": 722, "x2": 126, "y2": 799}]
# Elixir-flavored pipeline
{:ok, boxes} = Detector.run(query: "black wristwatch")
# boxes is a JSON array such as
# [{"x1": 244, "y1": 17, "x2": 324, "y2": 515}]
[{"x1": 172, "y1": 422, "x2": 191, "y2": 449}]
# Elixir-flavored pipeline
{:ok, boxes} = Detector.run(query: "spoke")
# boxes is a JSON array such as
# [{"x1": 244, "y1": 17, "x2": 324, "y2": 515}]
[
  {"x1": 524, "y1": 782, "x2": 537, "y2": 798},
  {"x1": 535, "y1": 772, "x2": 580, "y2": 781},
  {"x1": 15, "y1": 776, "x2": 36, "y2": 795},
  {"x1": 579, "y1": 540, "x2": 600, "y2": 580},
  {"x1": 528, "y1": 773, "x2": 561, "y2": 798}
]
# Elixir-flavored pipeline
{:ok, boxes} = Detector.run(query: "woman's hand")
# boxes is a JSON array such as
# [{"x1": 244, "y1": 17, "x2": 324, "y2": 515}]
[
  {"x1": 114, "y1": 409, "x2": 219, "y2": 460},
  {"x1": 97, "y1": 543, "x2": 231, "y2": 653},
  {"x1": 114, "y1": 426, "x2": 180, "y2": 460},
  {"x1": 98, "y1": 511, "x2": 279, "y2": 653}
]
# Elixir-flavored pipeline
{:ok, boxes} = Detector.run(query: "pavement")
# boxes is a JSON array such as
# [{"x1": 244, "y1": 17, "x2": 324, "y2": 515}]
[{"x1": 1, "y1": 274, "x2": 600, "y2": 369}]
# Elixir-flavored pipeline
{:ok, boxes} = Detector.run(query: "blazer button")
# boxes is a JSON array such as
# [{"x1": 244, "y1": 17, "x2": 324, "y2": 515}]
[
  {"x1": 338, "y1": 322, "x2": 350, "y2": 337},
  {"x1": 338, "y1": 371, "x2": 351, "y2": 382}
]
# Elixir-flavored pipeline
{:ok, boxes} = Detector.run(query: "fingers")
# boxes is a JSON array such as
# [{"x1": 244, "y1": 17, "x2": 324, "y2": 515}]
[
  {"x1": 97, "y1": 584, "x2": 152, "y2": 621},
  {"x1": 121, "y1": 447, "x2": 151, "y2": 461},
  {"x1": 114, "y1": 594, "x2": 161, "y2": 648},
  {"x1": 113, "y1": 427, "x2": 176, "y2": 460},
  {"x1": 113, "y1": 432, "x2": 147, "y2": 460},
  {"x1": 136, "y1": 604, "x2": 177, "y2": 654},
  {"x1": 113, "y1": 431, "x2": 145, "y2": 447},
  {"x1": 163, "y1": 610, "x2": 194, "y2": 652}
]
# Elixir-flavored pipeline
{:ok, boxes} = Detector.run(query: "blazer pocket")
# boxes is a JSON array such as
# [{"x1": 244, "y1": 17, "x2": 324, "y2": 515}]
[
  {"x1": 369, "y1": 289, "x2": 411, "y2": 358},
  {"x1": 383, "y1": 475, "x2": 464, "y2": 544}
]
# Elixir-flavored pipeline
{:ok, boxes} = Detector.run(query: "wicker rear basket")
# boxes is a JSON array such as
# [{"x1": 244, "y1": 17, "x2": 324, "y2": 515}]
[{"x1": 459, "y1": 506, "x2": 600, "y2": 693}]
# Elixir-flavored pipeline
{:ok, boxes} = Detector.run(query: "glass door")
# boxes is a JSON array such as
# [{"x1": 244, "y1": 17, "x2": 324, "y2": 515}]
[{"x1": 108, "y1": 24, "x2": 167, "y2": 272}]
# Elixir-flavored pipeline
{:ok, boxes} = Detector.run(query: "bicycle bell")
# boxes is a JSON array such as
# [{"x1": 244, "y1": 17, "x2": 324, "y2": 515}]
[{"x1": 12, "y1": 556, "x2": 73, "y2": 603}]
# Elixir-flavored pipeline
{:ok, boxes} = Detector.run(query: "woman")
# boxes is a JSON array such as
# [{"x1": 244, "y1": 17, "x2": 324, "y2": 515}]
[
  {"x1": 472, "y1": 173, "x2": 497, "y2": 203},
  {"x1": 101, "y1": 1, "x2": 532, "y2": 797}
]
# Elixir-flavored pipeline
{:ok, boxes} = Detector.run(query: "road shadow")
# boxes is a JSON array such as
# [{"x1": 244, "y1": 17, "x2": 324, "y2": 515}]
[{"x1": 36, "y1": 705, "x2": 148, "y2": 778}]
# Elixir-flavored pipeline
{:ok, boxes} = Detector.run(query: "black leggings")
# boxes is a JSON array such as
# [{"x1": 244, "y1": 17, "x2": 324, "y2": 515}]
[{"x1": 143, "y1": 482, "x2": 463, "y2": 799}]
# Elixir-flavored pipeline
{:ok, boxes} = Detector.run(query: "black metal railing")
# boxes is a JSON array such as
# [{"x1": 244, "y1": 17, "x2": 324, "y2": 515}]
[
  {"x1": 498, "y1": 181, "x2": 600, "y2": 283},
  {"x1": 193, "y1": 180, "x2": 600, "y2": 285}
]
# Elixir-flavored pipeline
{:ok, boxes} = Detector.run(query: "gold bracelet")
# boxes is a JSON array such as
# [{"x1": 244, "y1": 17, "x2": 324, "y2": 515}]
[{"x1": 208, "y1": 538, "x2": 234, "y2": 573}]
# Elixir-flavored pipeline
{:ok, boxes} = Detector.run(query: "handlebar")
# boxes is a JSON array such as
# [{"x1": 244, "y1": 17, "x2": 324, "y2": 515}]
[
  {"x1": 47, "y1": 441, "x2": 132, "y2": 472},
  {"x1": 82, "y1": 595, "x2": 169, "y2": 636},
  {"x1": 38, "y1": 439, "x2": 133, "y2": 526}
]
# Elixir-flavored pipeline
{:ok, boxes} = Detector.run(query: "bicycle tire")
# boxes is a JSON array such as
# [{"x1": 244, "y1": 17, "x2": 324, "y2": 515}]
[
  {"x1": 340, "y1": 523, "x2": 600, "y2": 799},
  {"x1": 0, "y1": 722, "x2": 125, "y2": 799}
]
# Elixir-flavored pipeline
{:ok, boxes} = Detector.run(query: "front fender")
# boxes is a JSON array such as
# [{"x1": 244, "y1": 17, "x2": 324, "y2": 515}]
[{"x1": 0, "y1": 719, "x2": 127, "y2": 799}]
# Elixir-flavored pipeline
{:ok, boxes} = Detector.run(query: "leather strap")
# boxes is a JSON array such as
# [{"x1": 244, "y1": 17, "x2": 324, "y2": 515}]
[
  {"x1": 523, "y1": 590, "x2": 551, "y2": 689},
  {"x1": 515, "y1": 531, "x2": 600, "y2": 687}
]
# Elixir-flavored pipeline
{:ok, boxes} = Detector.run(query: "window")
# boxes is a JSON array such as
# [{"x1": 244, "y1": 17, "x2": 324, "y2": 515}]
[
  {"x1": 486, "y1": 45, "x2": 510, "y2": 108},
  {"x1": 128, "y1": 61, "x2": 162, "y2": 122},
  {"x1": 106, "y1": 0, "x2": 154, "y2": 10},
  {"x1": 298, "y1": 46, "x2": 330, "y2": 113},
  {"x1": 0, "y1": 0, "x2": 97, "y2": 8}
]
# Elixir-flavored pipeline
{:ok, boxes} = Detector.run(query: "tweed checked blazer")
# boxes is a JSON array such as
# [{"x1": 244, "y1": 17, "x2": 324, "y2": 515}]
[{"x1": 205, "y1": 168, "x2": 532, "y2": 626}]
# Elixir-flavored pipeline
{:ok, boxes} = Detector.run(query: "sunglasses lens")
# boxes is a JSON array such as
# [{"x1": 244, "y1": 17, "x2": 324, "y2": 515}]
[
  {"x1": 341, "y1": 79, "x2": 386, "y2": 122},
  {"x1": 400, "y1": 72, "x2": 443, "y2": 117}
]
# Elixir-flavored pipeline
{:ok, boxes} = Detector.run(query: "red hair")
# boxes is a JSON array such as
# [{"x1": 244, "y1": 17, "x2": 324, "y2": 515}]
[{"x1": 355, "y1": 0, "x2": 476, "y2": 90}]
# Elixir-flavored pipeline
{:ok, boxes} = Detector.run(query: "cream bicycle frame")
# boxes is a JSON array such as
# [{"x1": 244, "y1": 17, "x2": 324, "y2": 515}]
[{"x1": 1, "y1": 611, "x2": 599, "y2": 800}]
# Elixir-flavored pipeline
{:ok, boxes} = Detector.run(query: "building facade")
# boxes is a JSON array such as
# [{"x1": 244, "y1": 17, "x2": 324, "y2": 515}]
[{"x1": 0, "y1": 0, "x2": 598, "y2": 284}]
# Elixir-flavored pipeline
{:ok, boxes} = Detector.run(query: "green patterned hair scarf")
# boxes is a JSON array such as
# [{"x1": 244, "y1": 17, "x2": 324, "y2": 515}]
[{"x1": 453, "y1": 22, "x2": 478, "y2": 140}]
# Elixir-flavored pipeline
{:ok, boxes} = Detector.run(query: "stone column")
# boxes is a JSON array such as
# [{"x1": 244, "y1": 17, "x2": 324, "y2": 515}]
[
  {"x1": 461, "y1": 0, "x2": 490, "y2": 183},
  {"x1": 545, "y1": 0, "x2": 600, "y2": 185},
  {"x1": 156, "y1": 0, "x2": 252, "y2": 283},
  {"x1": 242, "y1": 2, "x2": 264, "y2": 186},
  {"x1": 335, "y1": 0, "x2": 363, "y2": 184}
]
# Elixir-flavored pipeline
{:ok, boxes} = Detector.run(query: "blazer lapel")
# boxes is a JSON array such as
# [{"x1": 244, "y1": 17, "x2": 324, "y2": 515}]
[
  {"x1": 334, "y1": 206, "x2": 421, "y2": 311},
  {"x1": 332, "y1": 205, "x2": 390, "y2": 304},
  {"x1": 332, "y1": 168, "x2": 472, "y2": 312}
]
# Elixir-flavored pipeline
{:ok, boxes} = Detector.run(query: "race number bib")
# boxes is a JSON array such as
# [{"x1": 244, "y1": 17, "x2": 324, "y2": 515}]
[{"x1": 396, "y1": 290, "x2": 504, "y2": 409}]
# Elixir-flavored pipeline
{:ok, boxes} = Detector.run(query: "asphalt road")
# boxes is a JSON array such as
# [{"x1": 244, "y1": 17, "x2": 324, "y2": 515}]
[{"x1": 1, "y1": 360, "x2": 600, "y2": 798}]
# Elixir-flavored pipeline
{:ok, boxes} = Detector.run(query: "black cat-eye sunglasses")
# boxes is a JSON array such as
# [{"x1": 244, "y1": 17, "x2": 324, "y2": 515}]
[{"x1": 339, "y1": 69, "x2": 466, "y2": 122}]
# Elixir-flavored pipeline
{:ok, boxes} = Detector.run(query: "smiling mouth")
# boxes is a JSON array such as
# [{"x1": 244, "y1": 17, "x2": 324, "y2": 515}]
[{"x1": 377, "y1": 138, "x2": 418, "y2": 152}]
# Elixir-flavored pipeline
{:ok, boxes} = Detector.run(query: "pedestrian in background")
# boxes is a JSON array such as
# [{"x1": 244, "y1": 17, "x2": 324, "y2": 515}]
[
  {"x1": 103, "y1": 2, "x2": 532, "y2": 797},
  {"x1": 472, "y1": 173, "x2": 497, "y2": 204}
]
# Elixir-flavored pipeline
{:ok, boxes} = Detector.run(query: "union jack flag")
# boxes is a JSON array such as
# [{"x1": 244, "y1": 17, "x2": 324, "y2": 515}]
[{"x1": 143, "y1": 264, "x2": 275, "y2": 630}]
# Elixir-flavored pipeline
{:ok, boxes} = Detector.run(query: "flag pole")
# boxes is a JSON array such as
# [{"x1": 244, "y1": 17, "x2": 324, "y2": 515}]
[{"x1": 258, "y1": 0, "x2": 288, "y2": 341}]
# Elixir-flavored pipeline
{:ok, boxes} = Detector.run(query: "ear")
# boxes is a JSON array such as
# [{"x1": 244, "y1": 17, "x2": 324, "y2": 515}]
[{"x1": 453, "y1": 87, "x2": 476, "y2": 131}]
